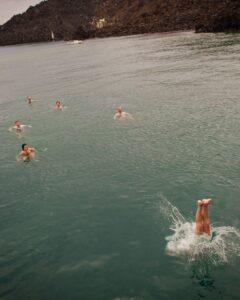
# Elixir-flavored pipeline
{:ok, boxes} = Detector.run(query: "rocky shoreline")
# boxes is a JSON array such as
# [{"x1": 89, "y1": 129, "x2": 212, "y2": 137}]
[{"x1": 0, "y1": 0, "x2": 240, "y2": 46}]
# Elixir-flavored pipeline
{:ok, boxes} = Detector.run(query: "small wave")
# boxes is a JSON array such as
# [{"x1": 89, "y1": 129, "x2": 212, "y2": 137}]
[{"x1": 159, "y1": 197, "x2": 240, "y2": 265}]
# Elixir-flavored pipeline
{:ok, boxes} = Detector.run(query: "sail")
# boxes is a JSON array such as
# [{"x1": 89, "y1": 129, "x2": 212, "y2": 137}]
[{"x1": 51, "y1": 31, "x2": 55, "y2": 40}]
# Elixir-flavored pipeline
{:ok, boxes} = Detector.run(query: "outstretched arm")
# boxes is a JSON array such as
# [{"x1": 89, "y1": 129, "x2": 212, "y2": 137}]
[
  {"x1": 21, "y1": 124, "x2": 32, "y2": 128},
  {"x1": 113, "y1": 113, "x2": 119, "y2": 120},
  {"x1": 16, "y1": 151, "x2": 24, "y2": 161},
  {"x1": 123, "y1": 112, "x2": 133, "y2": 119},
  {"x1": 29, "y1": 147, "x2": 36, "y2": 153}
]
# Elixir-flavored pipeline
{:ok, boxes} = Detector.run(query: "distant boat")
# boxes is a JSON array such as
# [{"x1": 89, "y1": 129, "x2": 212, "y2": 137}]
[
  {"x1": 51, "y1": 30, "x2": 55, "y2": 41},
  {"x1": 66, "y1": 40, "x2": 83, "y2": 45}
]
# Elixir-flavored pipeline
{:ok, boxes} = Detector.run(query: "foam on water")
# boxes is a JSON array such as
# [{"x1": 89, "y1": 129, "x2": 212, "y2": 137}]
[
  {"x1": 113, "y1": 112, "x2": 133, "y2": 120},
  {"x1": 160, "y1": 198, "x2": 240, "y2": 265}
]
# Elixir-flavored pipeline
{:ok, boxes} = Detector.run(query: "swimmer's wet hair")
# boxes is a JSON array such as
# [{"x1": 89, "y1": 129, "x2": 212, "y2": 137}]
[{"x1": 22, "y1": 143, "x2": 27, "y2": 150}]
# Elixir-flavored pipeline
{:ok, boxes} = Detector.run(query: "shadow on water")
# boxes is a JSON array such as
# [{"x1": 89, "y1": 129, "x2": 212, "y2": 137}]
[{"x1": 190, "y1": 261, "x2": 219, "y2": 299}]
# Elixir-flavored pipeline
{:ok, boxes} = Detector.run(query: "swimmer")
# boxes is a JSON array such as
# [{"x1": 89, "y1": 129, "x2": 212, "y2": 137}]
[
  {"x1": 113, "y1": 106, "x2": 132, "y2": 120},
  {"x1": 195, "y1": 198, "x2": 212, "y2": 236},
  {"x1": 26, "y1": 96, "x2": 33, "y2": 104},
  {"x1": 16, "y1": 143, "x2": 36, "y2": 161},
  {"x1": 54, "y1": 100, "x2": 63, "y2": 111},
  {"x1": 9, "y1": 120, "x2": 32, "y2": 132}
]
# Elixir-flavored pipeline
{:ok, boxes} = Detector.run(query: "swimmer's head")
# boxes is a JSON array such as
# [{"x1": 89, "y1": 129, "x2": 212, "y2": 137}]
[
  {"x1": 27, "y1": 96, "x2": 32, "y2": 102},
  {"x1": 117, "y1": 106, "x2": 122, "y2": 113},
  {"x1": 56, "y1": 100, "x2": 61, "y2": 107},
  {"x1": 22, "y1": 143, "x2": 28, "y2": 151},
  {"x1": 15, "y1": 120, "x2": 21, "y2": 127}
]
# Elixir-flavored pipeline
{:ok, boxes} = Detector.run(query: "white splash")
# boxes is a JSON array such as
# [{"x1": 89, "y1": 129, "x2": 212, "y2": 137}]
[
  {"x1": 113, "y1": 112, "x2": 133, "y2": 120},
  {"x1": 160, "y1": 198, "x2": 240, "y2": 265}
]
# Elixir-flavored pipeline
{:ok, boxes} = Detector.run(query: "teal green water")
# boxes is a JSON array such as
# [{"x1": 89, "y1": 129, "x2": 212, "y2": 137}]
[{"x1": 0, "y1": 32, "x2": 240, "y2": 300}]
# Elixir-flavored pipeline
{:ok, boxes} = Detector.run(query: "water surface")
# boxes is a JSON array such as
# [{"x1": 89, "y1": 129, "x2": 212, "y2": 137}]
[{"x1": 0, "y1": 31, "x2": 240, "y2": 300}]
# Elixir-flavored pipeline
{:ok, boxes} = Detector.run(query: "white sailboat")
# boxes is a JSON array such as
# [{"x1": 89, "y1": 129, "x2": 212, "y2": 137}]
[
  {"x1": 66, "y1": 40, "x2": 83, "y2": 45},
  {"x1": 51, "y1": 30, "x2": 55, "y2": 41}
]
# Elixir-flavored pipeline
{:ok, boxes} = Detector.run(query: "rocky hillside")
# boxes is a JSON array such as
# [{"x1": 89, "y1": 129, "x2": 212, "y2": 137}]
[
  {"x1": 0, "y1": 0, "x2": 101, "y2": 45},
  {"x1": 0, "y1": 0, "x2": 240, "y2": 46},
  {"x1": 194, "y1": 0, "x2": 240, "y2": 33}
]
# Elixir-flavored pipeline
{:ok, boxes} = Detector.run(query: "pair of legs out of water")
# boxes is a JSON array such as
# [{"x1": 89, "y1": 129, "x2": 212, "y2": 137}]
[{"x1": 195, "y1": 198, "x2": 212, "y2": 235}]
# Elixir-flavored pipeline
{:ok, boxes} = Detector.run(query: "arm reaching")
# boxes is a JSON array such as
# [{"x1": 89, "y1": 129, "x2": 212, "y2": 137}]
[{"x1": 16, "y1": 151, "x2": 24, "y2": 161}]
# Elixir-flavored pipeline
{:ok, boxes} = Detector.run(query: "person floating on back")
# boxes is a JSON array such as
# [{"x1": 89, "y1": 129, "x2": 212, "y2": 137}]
[
  {"x1": 114, "y1": 106, "x2": 132, "y2": 120},
  {"x1": 195, "y1": 198, "x2": 212, "y2": 236},
  {"x1": 16, "y1": 143, "x2": 36, "y2": 162},
  {"x1": 9, "y1": 120, "x2": 32, "y2": 132},
  {"x1": 55, "y1": 100, "x2": 63, "y2": 111}
]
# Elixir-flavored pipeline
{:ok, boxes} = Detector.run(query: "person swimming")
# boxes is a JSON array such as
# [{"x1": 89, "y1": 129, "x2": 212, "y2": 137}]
[
  {"x1": 55, "y1": 100, "x2": 63, "y2": 111},
  {"x1": 114, "y1": 106, "x2": 132, "y2": 120},
  {"x1": 9, "y1": 120, "x2": 32, "y2": 132},
  {"x1": 195, "y1": 198, "x2": 212, "y2": 236},
  {"x1": 26, "y1": 96, "x2": 33, "y2": 104},
  {"x1": 16, "y1": 143, "x2": 36, "y2": 161}
]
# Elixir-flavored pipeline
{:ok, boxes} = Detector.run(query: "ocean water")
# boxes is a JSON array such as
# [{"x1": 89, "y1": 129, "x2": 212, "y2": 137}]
[{"x1": 0, "y1": 31, "x2": 240, "y2": 300}]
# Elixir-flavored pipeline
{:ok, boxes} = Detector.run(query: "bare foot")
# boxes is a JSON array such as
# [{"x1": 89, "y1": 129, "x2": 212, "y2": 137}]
[
  {"x1": 197, "y1": 200, "x2": 202, "y2": 206},
  {"x1": 202, "y1": 198, "x2": 212, "y2": 205}
]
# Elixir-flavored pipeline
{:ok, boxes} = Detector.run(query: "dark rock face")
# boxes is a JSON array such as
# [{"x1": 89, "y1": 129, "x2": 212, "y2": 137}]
[
  {"x1": 91, "y1": 0, "x2": 197, "y2": 37},
  {"x1": 194, "y1": 0, "x2": 240, "y2": 33},
  {"x1": 0, "y1": 0, "x2": 101, "y2": 45},
  {"x1": 0, "y1": 0, "x2": 240, "y2": 46}
]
